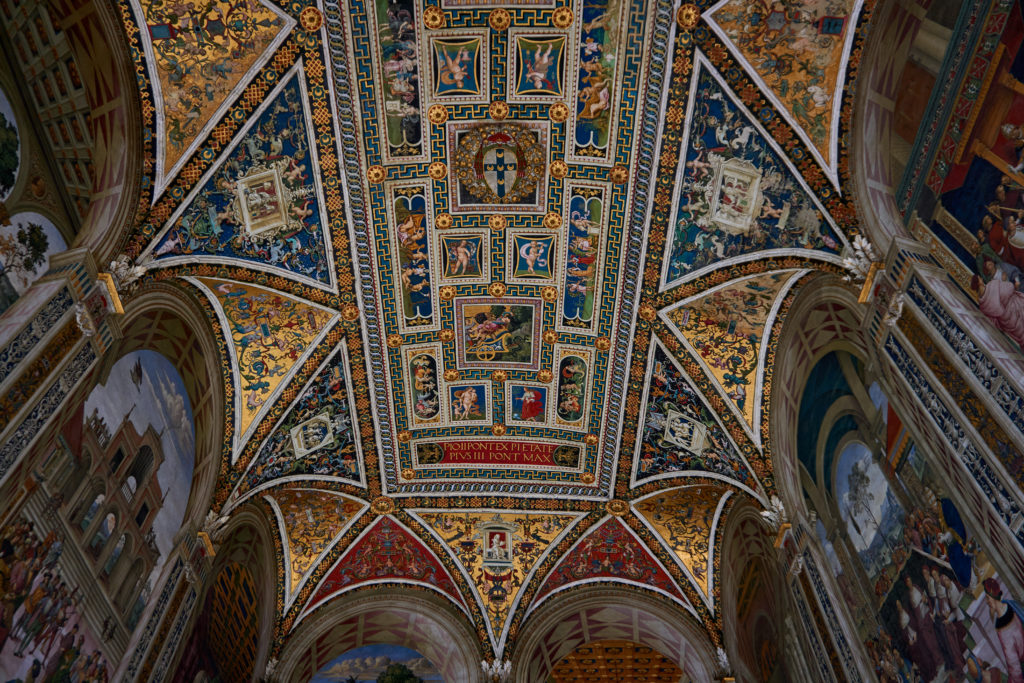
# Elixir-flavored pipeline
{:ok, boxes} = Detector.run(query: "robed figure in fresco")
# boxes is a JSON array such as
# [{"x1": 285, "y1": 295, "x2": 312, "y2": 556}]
[{"x1": 985, "y1": 578, "x2": 1024, "y2": 683}]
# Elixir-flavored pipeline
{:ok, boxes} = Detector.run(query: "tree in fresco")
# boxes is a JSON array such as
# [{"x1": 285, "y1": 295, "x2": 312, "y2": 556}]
[
  {"x1": 0, "y1": 111, "x2": 17, "y2": 197},
  {"x1": 377, "y1": 663, "x2": 423, "y2": 683},
  {"x1": 0, "y1": 220, "x2": 48, "y2": 287}
]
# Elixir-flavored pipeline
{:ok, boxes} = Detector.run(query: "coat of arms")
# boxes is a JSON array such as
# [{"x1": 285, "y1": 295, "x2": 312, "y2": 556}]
[{"x1": 452, "y1": 123, "x2": 546, "y2": 207}]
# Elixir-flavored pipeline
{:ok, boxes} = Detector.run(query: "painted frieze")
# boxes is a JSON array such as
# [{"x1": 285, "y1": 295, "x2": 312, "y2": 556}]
[
  {"x1": 661, "y1": 270, "x2": 804, "y2": 435},
  {"x1": 560, "y1": 184, "x2": 607, "y2": 331},
  {"x1": 130, "y1": 0, "x2": 293, "y2": 193},
  {"x1": 633, "y1": 485, "x2": 731, "y2": 607},
  {"x1": 230, "y1": 343, "x2": 362, "y2": 504},
  {"x1": 369, "y1": 0, "x2": 424, "y2": 159},
  {"x1": 189, "y1": 277, "x2": 337, "y2": 453},
  {"x1": 705, "y1": 0, "x2": 864, "y2": 180},
  {"x1": 661, "y1": 55, "x2": 845, "y2": 288},
  {"x1": 531, "y1": 517, "x2": 687, "y2": 609},
  {"x1": 413, "y1": 510, "x2": 582, "y2": 649},
  {"x1": 389, "y1": 183, "x2": 435, "y2": 329},
  {"x1": 570, "y1": 0, "x2": 625, "y2": 160},
  {"x1": 303, "y1": 516, "x2": 467, "y2": 616},
  {"x1": 149, "y1": 67, "x2": 335, "y2": 290},
  {"x1": 265, "y1": 487, "x2": 366, "y2": 605}
]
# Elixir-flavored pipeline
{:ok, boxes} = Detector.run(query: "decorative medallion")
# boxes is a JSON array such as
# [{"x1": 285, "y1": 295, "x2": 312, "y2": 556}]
[
  {"x1": 440, "y1": 285, "x2": 457, "y2": 300},
  {"x1": 538, "y1": 369, "x2": 553, "y2": 382},
  {"x1": 489, "y1": 8, "x2": 511, "y2": 31},
  {"x1": 342, "y1": 304, "x2": 360, "y2": 321},
  {"x1": 435, "y1": 212, "x2": 454, "y2": 229},
  {"x1": 428, "y1": 104, "x2": 449, "y2": 125},
  {"x1": 489, "y1": 101, "x2": 510, "y2": 120},
  {"x1": 550, "y1": 160, "x2": 568, "y2": 178},
  {"x1": 638, "y1": 302, "x2": 656, "y2": 322},
  {"x1": 491, "y1": 423, "x2": 507, "y2": 437},
  {"x1": 551, "y1": 7, "x2": 574, "y2": 29},
  {"x1": 491, "y1": 370, "x2": 508, "y2": 382},
  {"x1": 371, "y1": 496, "x2": 396, "y2": 515},
  {"x1": 422, "y1": 5, "x2": 445, "y2": 29},
  {"x1": 549, "y1": 102, "x2": 570, "y2": 122},
  {"x1": 444, "y1": 368, "x2": 460, "y2": 382},
  {"x1": 439, "y1": 328, "x2": 456, "y2": 342},
  {"x1": 428, "y1": 161, "x2": 448, "y2": 179},
  {"x1": 387, "y1": 333, "x2": 404, "y2": 348},
  {"x1": 452, "y1": 123, "x2": 546, "y2": 206},
  {"x1": 299, "y1": 6, "x2": 323, "y2": 31},
  {"x1": 595, "y1": 336, "x2": 611, "y2": 351},
  {"x1": 580, "y1": 473, "x2": 596, "y2": 484},
  {"x1": 543, "y1": 211, "x2": 562, "y2": 229},
  {"x1": 367, "y1": 165, "x2": 386, "y2": 183},
  {"x1": 488, "y1": 282, "x2": 507, "y2": 298},
  {"x1": 401, "y1": 468, "x2": 416, "y2": 480},
  {"x1": 584, "y1": 434, "x2": 598, "y2": 446},
  {"x1": 542, "y1": 329, "x2": 558, "y2": 343},
  {"x1": 609, "y1": 165, "x2": 629, "y2": 184},
  {"x1": 489, "y1": 215, "x2": 508, "y2": 231},
  {"x1": 397, "y1": 431, "x2": 412, "y2": 443},
  {"x1": 605, "y1": 499, "x2": 629, "y2": 516},
  {"x1": 541, "y1": 288, "x2": 558, "y2": 304},
  {"x1": 676, "y1": 3, "x2": 699, "y2": 30}
]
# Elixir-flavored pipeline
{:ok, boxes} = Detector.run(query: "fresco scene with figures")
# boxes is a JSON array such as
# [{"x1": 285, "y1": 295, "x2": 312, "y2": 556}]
[{"x1": 3, "y1": 0, "x2": 1024, "y2": 680}]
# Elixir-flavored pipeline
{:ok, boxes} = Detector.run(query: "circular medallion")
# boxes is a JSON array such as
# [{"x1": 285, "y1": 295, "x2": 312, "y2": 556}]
[
  {"x1": 397, "y1": 431, "x2": 412, "y2": 443},
  {"x1": 491, "y1": 369, "x2": 507, "y2": 382},
  {"x1": 488, "y1": 100, "x2": 510, "y2": 121},
  {"x1": 428, "y1": 161, "x2": 448, "y2": 179},
  {"x1": 538, "y1": 369, "x2": 553, "y2": 382},
  {"x1": 491, "y1": 423, "x2": 507, "y2": 436},
  {"x1": 550, "y1": 160, "x2": 569, "y2": 179},
  {"x1": 435, "y1": 212, "x2": 453, "y2": 229},
  {"x1": 609, "y1": 165, "x2": 629, "y2": 184},
  {"x1": 551, "y1": 6, "x2": 573, "y2": 28},
  {"x1": 489, "y1": 8, "x2": 511, "y2": 30},
  {"x1": 541, "y1": 288, "x2": 558, "y2": 303},
  {"x1": 638, "y1": 302, "x2": 656, "y2": 322},
  {"x1": 676, "y1": 3, "x2": 700, "y2": 30},
  {"x1": 542, "y1": 329, "x2": 557, "y2": 343},
  {"x1": 439, "y1": 328, "x2": 455, "y2": 342},
  {"x1": 444, "y1": 368, "x2": 460, "y2": 381},
  {"x1": 428, "y1": 104, "x2": 449, "y2": 125},
  {"x1": 423, "y1": 5, "x2": 446, "y2": 29},
  {"x1": 401, "y1": 468, "x2": 416, "y2": 480},
  {"x1": 549, "y1": 102, "x2": 570, "y2": 123},
  {"x1": 342, "y1": 303, "x2": 360, "y2": 321},
  {"x1": 440, "y1": 285, "x2": 457, "y2": 301},
  {"x1": 367, "y1": 165, "x2": 386, "y2": 183},
  {"x1": 387, "y1": 333, "x2": 403, "y2": 348},
  {"x1": 580, "y1": 472, "x2": 596, "y2": 484},
  {"x1": 595, "y1": 336, "x2": 611, "y2": 351},
  {"x1": 584, "y1": 433, "x2": 599, "y2": 445},
  {"x1": 454, "y1": 123, "x2": 546, "y2": 206},
  {"x1": 299, "y1": 6, "x2": 323, "y2": 32},
  {"x1": 488, "y1": 214, "x2": 508, "y2": 231},
  {"x1": 543, "y1": 211, "x2": 562, "y2": 230},
  {"x1": 372, "y1": 496, "x2": 396, "y2": 514},
  {"x1": 605, "y1": 499, "x2": 628, "y2": 516},
  {"x1": 488, "y1": 281, "x2": 507, "y2": 298}
]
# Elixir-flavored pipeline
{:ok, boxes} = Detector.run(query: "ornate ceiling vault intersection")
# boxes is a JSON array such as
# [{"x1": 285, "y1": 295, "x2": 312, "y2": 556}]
[{"x1": 113, "y1": 0, "x2": 874, "y2": 665}]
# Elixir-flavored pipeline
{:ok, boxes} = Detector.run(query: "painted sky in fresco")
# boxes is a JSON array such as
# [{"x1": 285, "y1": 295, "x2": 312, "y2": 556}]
[
  {"x1": 312, "y1": 643, "x2": 444, "y2": 682},
  {"x1": 83, "y1": 350, "x2": 195, "y2": 583},
  {"x1": 0, "y1": 212, "x2": 67, "y2": 294}
]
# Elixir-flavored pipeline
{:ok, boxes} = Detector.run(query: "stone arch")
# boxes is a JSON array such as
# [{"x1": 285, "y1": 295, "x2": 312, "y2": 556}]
[
  {"x1": 276, "y1": 587, "x2": 483, "y2": 683},
  {"x1": 170, "y1": 507, "x2": 278, "y2": 683},
  {"x1": 769, "y1": 279, "x2": 868, "y2": 517},
  {"x1": 513, "y1": 587, "x2": 717, "y2": 683},
  {"x1": 98, "y1": 281, "x2": 224, "y2": 536},
  {"x1": 719, "y1": 503, "x2": 787, "y2": 683},
  {"x1": 47, "y1": 0, "x2": 145, "y2": 259},
  {"x1": 849, "y1": 0, "x2": 961, "y2": 252}
]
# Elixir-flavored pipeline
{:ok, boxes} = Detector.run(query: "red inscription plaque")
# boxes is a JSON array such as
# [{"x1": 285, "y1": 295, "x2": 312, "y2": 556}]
[{"x1": 434, "y1": 440, "x2": 578, "y2": 467}]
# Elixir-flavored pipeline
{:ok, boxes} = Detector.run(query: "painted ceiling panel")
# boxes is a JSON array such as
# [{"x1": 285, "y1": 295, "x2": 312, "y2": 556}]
[{"x1": 114, "y1": 0, "x2": 874, "y2": 663}]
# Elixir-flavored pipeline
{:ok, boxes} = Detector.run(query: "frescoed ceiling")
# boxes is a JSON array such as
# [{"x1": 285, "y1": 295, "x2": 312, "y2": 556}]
[{"x1": 114, "y1": 0, "x2": 870, "y2": 665}]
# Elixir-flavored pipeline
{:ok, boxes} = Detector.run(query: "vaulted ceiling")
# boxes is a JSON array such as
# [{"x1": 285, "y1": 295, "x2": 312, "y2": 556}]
[{"x1": 116, "y1": 0, "x2": 868, "y2": 664}]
